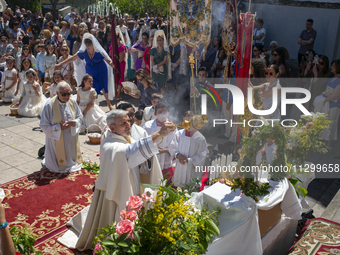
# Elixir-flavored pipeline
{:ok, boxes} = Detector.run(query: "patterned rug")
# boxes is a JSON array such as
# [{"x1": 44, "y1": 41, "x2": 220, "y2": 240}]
[
  {"x1": 287, "y1": 218, "x2": 340, "y2": 255},
  {"x1": 1, "y1": 169, "x2": 97, "y2": 254}
]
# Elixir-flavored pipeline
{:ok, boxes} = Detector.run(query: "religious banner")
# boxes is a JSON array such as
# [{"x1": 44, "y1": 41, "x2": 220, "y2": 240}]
[
  {"x1": 221, "y1": 0, "x2": 238, "y2": 79},
  {"x1": 170, "y1": 0, "x2": 212, "y2": 49},
  {"x1": 111, "y1": 14, "x2": 121, "y2": 99},
  {"x1": 235, "y1": 13, "x2": 255, "y2": 94}
]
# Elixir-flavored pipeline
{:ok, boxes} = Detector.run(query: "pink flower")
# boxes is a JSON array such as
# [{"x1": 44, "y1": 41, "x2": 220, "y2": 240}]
[
  {"x1": 184, "y1": 189, "x2": 188, "y2": 193},
  {"x1": 116, "y1": 219, "x2": 135, "y2": 239},
  {"x1": 120, "y1": 209, "x2": 139, "y2": 221},
  {"x1": 287, "y1": 174, "x2": 291, "y2": 179},
  {"x1": 306, "y1": 122, "x2": 313, "y2": 127},
  {"x1": 5, "y1": 114, "x2": 8, "y2": 116},
  {"x1": 96, "y1": 154, "x2": 100, "y2": 156},
  {"x1": 142, "y1": 192, "x2": 156, "y2": 203},
  {"x1": 126, "y1": 195, "x2": 143, "y2": 211},
  {"x1": 301, "y1": 126, "x2": 306, "y2": 130},
  {"x1": 94, "y1": 243, "x2": 102, "y2": 253},
  {"x1": 219, "y1": 179, "x2": 225, "y2": 184}
]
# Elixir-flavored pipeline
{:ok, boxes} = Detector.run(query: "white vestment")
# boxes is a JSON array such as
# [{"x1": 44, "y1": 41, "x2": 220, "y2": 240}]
[
  {"x1": 143, "y1": 119, "x2": 177, "y2": 170},
  {"x1": 40, "y1": 97, "x2": 83, "y2": 173},
  {"x1": 141, "y1": 106, "x2": 156, "y2": 126},
  {"x1": 130, "y1": 123, "x2": 148, "y2": 140},
  {"x1": 169, "y1": 129, "x2": 207, "y2": 187},
  {"x1": 58, "y1": 130, "x2": 162, "y2": 250}
]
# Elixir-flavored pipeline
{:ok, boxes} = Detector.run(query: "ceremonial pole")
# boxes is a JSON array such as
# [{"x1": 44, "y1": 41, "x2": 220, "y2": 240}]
[{"x1": 111, "y1": 14, "x2": 121, "y2": 108}]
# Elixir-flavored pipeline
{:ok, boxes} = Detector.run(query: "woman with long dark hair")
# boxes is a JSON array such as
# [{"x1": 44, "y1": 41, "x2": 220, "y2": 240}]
[
  {"x1": 272, "y1": 47, "x2": 290, "y2": 86},
  {"x1": 123, "y1": 69, "x2": 160, "y2": 109}
]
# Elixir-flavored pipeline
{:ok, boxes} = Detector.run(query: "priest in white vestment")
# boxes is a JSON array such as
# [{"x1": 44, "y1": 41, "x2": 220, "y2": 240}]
[
  {"x1": 117, "y1": 102, "x2": 148, "y2": 140},
  {"x1": 40, "y1": 81, "x2": 83, "y2": 173},
  {"x1": 169, "y1": 111, "x2": 208, "y2": 187},
  {"x1": 143, "y1": 102, "x2": 177, "y2": 182},
  {"x1": 141, "y1": 93, "x2": 162, "y2": 126},
  {"x1": 58, "y1": 109, "x2": 176, "y2": 250}
]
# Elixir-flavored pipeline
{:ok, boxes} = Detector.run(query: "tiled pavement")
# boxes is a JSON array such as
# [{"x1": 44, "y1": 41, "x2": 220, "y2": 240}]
[{"x1": 0, "y1": 93, "x2": 340, "y2": 222}]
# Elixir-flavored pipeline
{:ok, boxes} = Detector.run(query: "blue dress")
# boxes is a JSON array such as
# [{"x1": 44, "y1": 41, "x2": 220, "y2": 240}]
[{"x1": 77, "y1": 51, "x2": 108, "y2": 94}]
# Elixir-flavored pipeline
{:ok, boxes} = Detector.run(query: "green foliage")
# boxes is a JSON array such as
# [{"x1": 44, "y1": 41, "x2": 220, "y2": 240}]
[
  {"x1": 231, "y1": 113, "x2": 330, "y2": 201},
  {"x1": 8, "y1": 0, "x2": 41, "y2": 12},
  {"x1": 93, "y1": 184, "x2": 220, "y2": 254},
  {"x1": 10, "y1": 225, "x2": 41, "y2": 255},
  {"x1": 82, "y1": 161, "x2": 100, "y2": 174},
  {"x1": 113, "y1": 0, "x2": 168, "y2": 18},
  {"x1": 67, "y1": 0, "x2": 97, "y2": 13}
]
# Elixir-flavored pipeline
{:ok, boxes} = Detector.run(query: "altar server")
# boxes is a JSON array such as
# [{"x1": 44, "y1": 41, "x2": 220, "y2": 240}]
[
  {"x1": 141, "y1": 92, "x2": 163, "y2": 126},
  {"x1": 169, "y1": 111, "x2": 208, "y2": 187},
  {"x1": 40, "y1": 81, "x2": 83, "y2": 173},
  {"x1": 58, "y1": 110, "x2": 175, "y2": 250},
  {"x1": 143, "y1": 102, "x2": 177, "y2": 181}
]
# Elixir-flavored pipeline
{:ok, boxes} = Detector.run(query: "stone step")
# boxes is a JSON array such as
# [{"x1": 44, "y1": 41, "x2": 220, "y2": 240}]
[{"x1": 321, "y1": 187, "x2": 340, "y2": 221}]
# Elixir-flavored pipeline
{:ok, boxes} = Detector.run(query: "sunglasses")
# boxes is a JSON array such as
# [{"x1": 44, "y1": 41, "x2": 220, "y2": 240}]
[
  {"x1": 23, "y1": 48, "x2": 29, "y2": 50},
  {"x1": 253, "y1": 49, "x2": 258, "y2": 52},
  {"x1": 1, "y1": 40, "x2": 5, "y2": 42},
  {"x1": 319, "y1": 62, "x2": 324, "y2": 65},
  {"x1": 137, "y1": 78, "x2": 143, "y2": 82},
  {"x1": 61, "y1": 49, "x2": 68, "y2": 51},
  {"x1": 265, "y1": 72, "x2": 275, "y2": 76},
  {"x1": 272, "y1": 54, "x2": 279, "y2": 57},
  {"x1": 60, "y1": 92, "x2": 71, "y2": 96}
]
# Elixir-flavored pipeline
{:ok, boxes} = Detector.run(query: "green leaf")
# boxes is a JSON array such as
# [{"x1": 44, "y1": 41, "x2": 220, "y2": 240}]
[
  {"x1": 102, "y1": 239, "x2": 116, "y2": 246},
  {"x1": 118, "y1": 241, "x2": 129, "y2": 247},
  {"x1": 117, "y1": 232, "x2": 129, "y2": 243},
  {"x1": 205, "y1": 218, "x2": 220, "y2": 236},
  {"x1": 141, "y1": 183, "x2": 159, "y2": 189},
  {"x1": 160, "y1": 186, "x2": 177, "y2": 197},
  {"x1": 298, "y1": 186, "x2": 308, "y2": 197},
  {"x1": 179, "y1": 241, "x2": 191, "y2": 250}
]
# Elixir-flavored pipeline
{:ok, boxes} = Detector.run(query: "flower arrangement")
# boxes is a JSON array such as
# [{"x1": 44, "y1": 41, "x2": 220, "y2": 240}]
[
  {"x1": 93, "y1": 184, "x2": 220, "y2": 255},
  {"x1": 230, "y1": 113, "x2": 330, "y2": 201},
  {"x1": 10, "y1": 225, "x2": 42, "y2": 255}
]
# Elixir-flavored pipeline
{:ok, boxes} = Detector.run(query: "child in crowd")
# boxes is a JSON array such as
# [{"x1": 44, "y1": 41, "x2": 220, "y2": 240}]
[
  {"x1": 77, "y1": 74, "x2": 107, "y2": 132},
  {"x1": 44, "y1": 44, "x2": 57, "y2": 82},
  {"x1": 16, "y1": 69, "x2": 46, "y2": 117},
  {"x1": 14, "y1": 58, "x2": 34, "y2": 103},
  {"x1": 143, "y1": 102, "x2": 177, "y2": 183},
  {"x1": 44, "y1": 70, "x2": 64, "y2": 98},
  {"x1": 141, "y1": 93, "x2": 162, "y2": 126},
  {"x1": 134, "y1": 110, "x2": 143, "y2": 126},
  {"x1": 2, "y1": 56, "x2": 18, "y2": 102},
  {"x1": 169, "y1": 111, "x2": 208, "y2": 187},
  {"x1": 35, "y1": 43, "x2": 46, "y2": 83}
]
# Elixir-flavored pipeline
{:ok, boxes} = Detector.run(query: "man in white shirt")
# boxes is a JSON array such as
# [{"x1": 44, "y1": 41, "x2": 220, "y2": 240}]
[
  {"x1": 64, "y1": 8, "x2": 76, "y2": 22},
  {"x1": 253, "y1": 18, "x2": 266, "y2": 47},
  {"x1": 58, "y1": 109, "x2": 175, "y2": 250}
]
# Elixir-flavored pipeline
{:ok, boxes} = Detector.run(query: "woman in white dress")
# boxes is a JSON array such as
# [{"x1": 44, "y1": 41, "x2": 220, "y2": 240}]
[
  {"x1": 16, "y1": 69, "x2": 46, "y2": 117},
  {"x1": 77, "y1": 74, "x2": 107, "y2": 132},
  {"x1": 2, "y1": 57, "x2": 18, "y2": 102},
  {"x1": 14, "y1": 58, "x2": 34, "y2": 103}
]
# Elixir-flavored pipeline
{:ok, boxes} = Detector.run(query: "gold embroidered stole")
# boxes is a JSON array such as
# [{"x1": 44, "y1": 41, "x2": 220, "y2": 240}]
[{"x1": 52, "y1": 96, "x2": 83, "y2": 171}]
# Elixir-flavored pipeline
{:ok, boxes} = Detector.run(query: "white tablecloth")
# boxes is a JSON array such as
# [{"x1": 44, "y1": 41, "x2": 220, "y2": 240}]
[{"x1": 190, "y1": 178, "x2": 302, "y2": 255}]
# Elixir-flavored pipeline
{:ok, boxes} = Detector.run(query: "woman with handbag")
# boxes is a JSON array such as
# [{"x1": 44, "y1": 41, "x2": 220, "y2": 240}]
[{"x1": 57, "y1": 44, "x2": 76, "y2": 93}]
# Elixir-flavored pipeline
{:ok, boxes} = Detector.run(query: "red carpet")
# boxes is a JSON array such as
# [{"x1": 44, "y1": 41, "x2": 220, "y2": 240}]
[
  {"x1": 1, "y1": 169, "x2": 97, "y2": 254},
  {"x1": 286, "y1": 218, "x2": 340, "y2": 255}
]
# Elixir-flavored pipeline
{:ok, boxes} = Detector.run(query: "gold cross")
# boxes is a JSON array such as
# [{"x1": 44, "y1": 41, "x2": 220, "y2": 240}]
[{"x1": 59, "y1": 159, "x2": 64, "y2": 163}]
